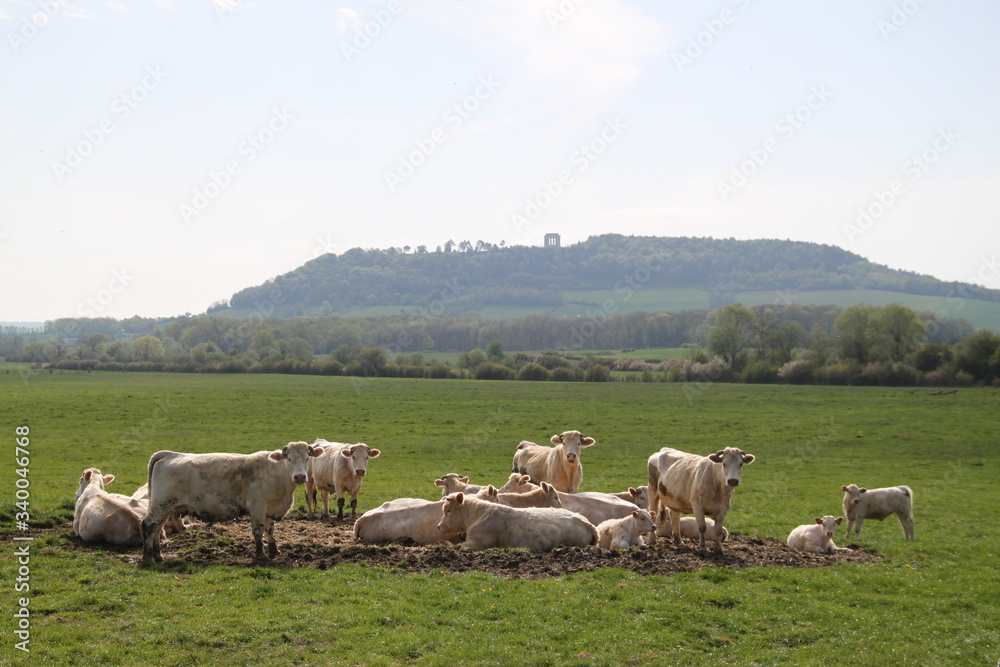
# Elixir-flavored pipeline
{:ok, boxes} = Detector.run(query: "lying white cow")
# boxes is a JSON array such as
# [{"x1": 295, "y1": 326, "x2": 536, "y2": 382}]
[
  {"x1": 841, "y1": 484, "x2": 915, "y2": 540},
  {"x1": 511, "y1": 430, "x2": 595, "y2": 493},
  {"x1": 597, "y1": 510, "x2": 656, "y2": 549},
  {"x1": 142, "y1": 441, "x2": 324, "y2": 562},
  {"x1": 556, "y1": 491, "x2": 639, "y2": 526},
  {"x1": 787, "y1": 516, "x2": 852, "y2": 554},
  {"x1": 354, "y1": 487, "x2": 500, "y2": 545},
  {"x1": 497, "y1": 482, "x2": 562, "y2": 508},
  {"x1": 437, "y1": 492, "x2": 598, "y2": 551},
  {"x1": 654, "y1": 515, "x2": 728, "y2": 543},
  {"x1": 74, "y1": 468, "x2": 144, "y2": 546},
  {"x1": 648, "y1": 446, "x2": 755, "y2": 554},
  {"x1": 306, "y1": 440, "x2": 381, "y2": 520},
  {"x1": 611, "y1": 486, "x2": 649, "y2": 510},
  {"x1": 434, "y1": 472, "x2": 537, "y2": 497}
]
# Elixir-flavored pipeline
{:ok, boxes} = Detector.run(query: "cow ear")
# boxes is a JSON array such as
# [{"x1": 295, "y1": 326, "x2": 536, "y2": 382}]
[
  {"x1": 487, "y1": 485, "x2": 497, "y2": 496},
  {"x1": 708, "y1": 452, "x2": 723, "y2": 463},
  {"x1": 841, "y1": 485, "x2": 849, "y2": 492},
  {"x1": 582, "y1": 437, "x2": 595, "y2": 447},
  {"x1": 815, "y1": 517, "x2": 823, "y2": 524},
  {"x1": 541, "y1": 482, "x2": 552, "y2": 492},
  {"x1": 835, "y1": 517, "x2": 844, "y2": 525},
  {"x1": 103, "y1": 474, "x2": 115, "y2": 485},
  {"x1": 632, "y1": 510, "x2": 639, "y2": 518},
  {"x1": 629, "y1": 487, "x2": 637, "y2": 495},
  {"x1": 368, "y1": 449, "x2": 381, "y2": 458},
  {"x1": 460, "y1": 476, "x2": 470, "y2": 483},
  {"x1": 860, "y1": 488, "x2": 867, "y2": 493},
  {"x1": 519, "y1": 475, "x2": 531, "y2": 484},
  {"x1": 434, "y1": 479, "x2": 445, "y2": 487},
  {"x1": 83, "y1": 470, "x2": 93, "y2": 482},
  {"x1": 742, "y1": 454, "x2": 755, "y2": 465},
  {"x1": 456, "y1": 492, "x2": 465, "y2": 504},
  {"x1": 309, "y1": 445, "x2": 325, "y2": 457},
  {"x1": 550, "y1": 434, "x2": 562, "y2": 445},
  {"x1": 341, "y1": 448, "x2": 353, "y2": 458},
  {"x1": 269, "y1": 450, "x2": 285, "y2": 461}
]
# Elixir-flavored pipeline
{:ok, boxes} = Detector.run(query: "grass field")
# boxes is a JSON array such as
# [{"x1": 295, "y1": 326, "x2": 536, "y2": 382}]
[{"x1": 1, "y1": 369, "x2": 998, "y2": 665}]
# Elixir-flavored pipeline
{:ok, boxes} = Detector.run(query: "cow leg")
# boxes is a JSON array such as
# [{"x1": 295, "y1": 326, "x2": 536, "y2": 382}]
[
  {"x1": 349, "y1": 494, "x2": 358, "y2": 518},
  {"x1": 321, "y1": 491, "x2": 331, "y2": 518},
  {"x1": 141, "y1": 505, "x2": 169, "y2": 563},
  {"x1": 336, "y1": 496, "x2": 345, "y2": 521},
  {"x1": 899, "y1": 514, "x2": 915, "y2": 540},
  {"x1": 669, "y1": 509, "x2": 682, "y2": 547},
  {"x1": 693, "y1": 506, "x2": 709, "y2": 554},
  {"x1": 265, "y1": 517, "x2": 279, "y2": 558},
  {"x1": 711, "y1": 512, "x2": 725, "y2": 554},
  {"x1": 251, "y1": 520, "x2": 267, "y2": 560},
  {"x1": 853, "y1": 516, "x2": 864, "y2": 538},
  {"x1": 305, "y1": 482, "x2": 317, "y2": 518}
]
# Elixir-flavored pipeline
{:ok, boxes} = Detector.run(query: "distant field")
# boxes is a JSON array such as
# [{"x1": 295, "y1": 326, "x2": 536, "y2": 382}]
[
  {"x1": 326, "y1": 288, "x2": 1000, "y2": 330},
  {"x1": 0, "y1": 371, "x2": 996, "y2": 664}
]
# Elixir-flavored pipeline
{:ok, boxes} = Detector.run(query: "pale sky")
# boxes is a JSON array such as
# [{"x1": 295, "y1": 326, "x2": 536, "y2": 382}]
[{"x1": 2, "y1": 0, "x2": 998, "y2": 322}]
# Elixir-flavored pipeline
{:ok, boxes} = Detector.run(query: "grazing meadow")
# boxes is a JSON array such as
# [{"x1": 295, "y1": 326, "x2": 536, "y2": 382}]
[{"x1": 1, "y1": 366, "x2": 997, "y2": 665}]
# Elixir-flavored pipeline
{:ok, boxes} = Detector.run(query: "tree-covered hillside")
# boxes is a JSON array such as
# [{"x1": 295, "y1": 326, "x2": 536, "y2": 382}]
[{"x1": 225, "y1": 235, "x2": 997, "y2": 316}]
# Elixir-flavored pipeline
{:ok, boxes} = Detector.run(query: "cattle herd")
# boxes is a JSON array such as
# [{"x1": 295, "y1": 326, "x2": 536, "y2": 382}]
[{"x1": 70, "y1": 430, "x2": 916, "y2": 564}]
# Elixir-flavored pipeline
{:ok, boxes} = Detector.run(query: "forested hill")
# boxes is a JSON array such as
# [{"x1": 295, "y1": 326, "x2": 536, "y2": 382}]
[{"x1": 224, "y1": 235, "x2": 997, "y2": 316}]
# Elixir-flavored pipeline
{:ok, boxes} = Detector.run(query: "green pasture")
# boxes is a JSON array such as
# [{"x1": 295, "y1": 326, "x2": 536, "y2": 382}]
[{"x1": 1, "y1": 370, "x2": 998, "y2": 665}]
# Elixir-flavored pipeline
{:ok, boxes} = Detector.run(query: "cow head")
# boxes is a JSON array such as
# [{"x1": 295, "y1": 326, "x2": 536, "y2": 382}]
[
  {"x1": 434, "y1": 473, "x2": 471, "y2": 495},
  {"x1": 815, "y1": 515, "x2": 844, "y2": 538},
  {"x1": 550, "y1": 430, "x2": 596, "y2": 465},
  {"x1": 76, "y1": 468, "x2": 114, "y2": 501},
  {"x1": 340, "y1": 443, "x2": 380, "y2": 478},
  {"x1": 476, "y1": 485, "x2": 500, "y2": 503},
  {"x1": 841, "y1": 484, "x2": 867, "y2": 505},
  {"x1": 707, "y1": 448, "x2": 755, "y2": 487},
  {"x1": 540, "y1": 482, "x2": 562, "y2": 508},
  {"x1": 629, "y1": 486, "x2": 649, "y2": 510},
  {"x1": 632, "y1": 510, "x2": 656, "y2": 533},
  {"x1": 497, "y1": 473, "x2": 535, "y2": 494},
  {"x1": 437, "y1": 492, "x2": 466, "y2": 534},
  {"x1": 270, "y1": 441, "x2": 324, "y2": 485}
]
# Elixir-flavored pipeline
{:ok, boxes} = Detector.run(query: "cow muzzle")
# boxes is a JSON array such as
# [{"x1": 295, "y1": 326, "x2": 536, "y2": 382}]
[
  {"x1": 566, "y1": 455, "x2": 577, "y2": 464},
  {"x1": 293, "y1": 474, "x2": 307, "y2": 484},
  {"x1": 727, "y1": 479, "x2": 740, "y2": 487},
  {"x1": 355, "y1": 470, "x2": 366, "y2": 477}
]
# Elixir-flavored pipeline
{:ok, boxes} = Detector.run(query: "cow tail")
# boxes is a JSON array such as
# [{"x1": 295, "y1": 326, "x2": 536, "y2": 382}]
[
  {"x1": 902, "y1": 485, "x2": 914, "y2": 513},
  {"x1": 146, "y1": 451, "x2": 171, "y2": 502}
]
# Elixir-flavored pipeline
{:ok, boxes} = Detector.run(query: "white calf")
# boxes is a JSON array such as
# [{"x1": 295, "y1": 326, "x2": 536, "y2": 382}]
[
  {"x1": 74, "y1": 468, "x2": 144, "y2": 546},
  {"x1": 597, "y1": 510, "x2": 656, "y2": 549},
  {"x1": 306, "y1": 441, "x2": 381, "y2": 520},
  {"x1": 787, "y1": 516, "x2": 852, "y2": 554},
  {"x1": 841, "y1": 484, "x2": 915, "y2": 540},
  {"x1": 511, "y1": 430, "x2": 595, "y2": 493}
]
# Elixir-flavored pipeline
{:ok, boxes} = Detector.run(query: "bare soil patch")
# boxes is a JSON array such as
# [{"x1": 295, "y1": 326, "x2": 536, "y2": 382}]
[{"x1": 46, "y1": 511, "x2": 881, "y2": 579}]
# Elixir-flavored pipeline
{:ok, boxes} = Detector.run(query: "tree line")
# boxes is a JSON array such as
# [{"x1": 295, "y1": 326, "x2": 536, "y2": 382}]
[{"x1": 5, "y1": 302, "x2": 997, "y2": 387}]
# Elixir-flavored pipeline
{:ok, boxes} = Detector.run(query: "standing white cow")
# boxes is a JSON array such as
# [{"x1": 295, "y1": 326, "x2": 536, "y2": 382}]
[
  {"x1": 648, "y1": 446, "x2": 755, "y2": 554},
  {"x1": 787, "y1": 516, "x2": 852, "y2": 554},
  {"x1": 141, "y1": 441, "x2": 324, "y2": 563},
  {"x1": 437, "y1": 492, "x2": 598, "y2": 551},
  {"x1": 74, "y1": 468, "x2": 144, "y2": 546},
  {"x1": 841, "y1": 484, "x2": 915, "y2": 540},
  {"x1": 511, "y1": 430, "x2": 595, "y2": 493},
  {"x1": 306, "y1": 440, "x2": 381, "y2": 520},
  {"x1": 596, "y1": 510, "x2": 656, "y2": 549}
]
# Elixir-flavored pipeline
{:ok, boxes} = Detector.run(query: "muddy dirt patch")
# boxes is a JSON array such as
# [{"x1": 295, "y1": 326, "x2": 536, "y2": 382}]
[{"x1": 47, "y1": 511, "x2": 882, "y2": 579}]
